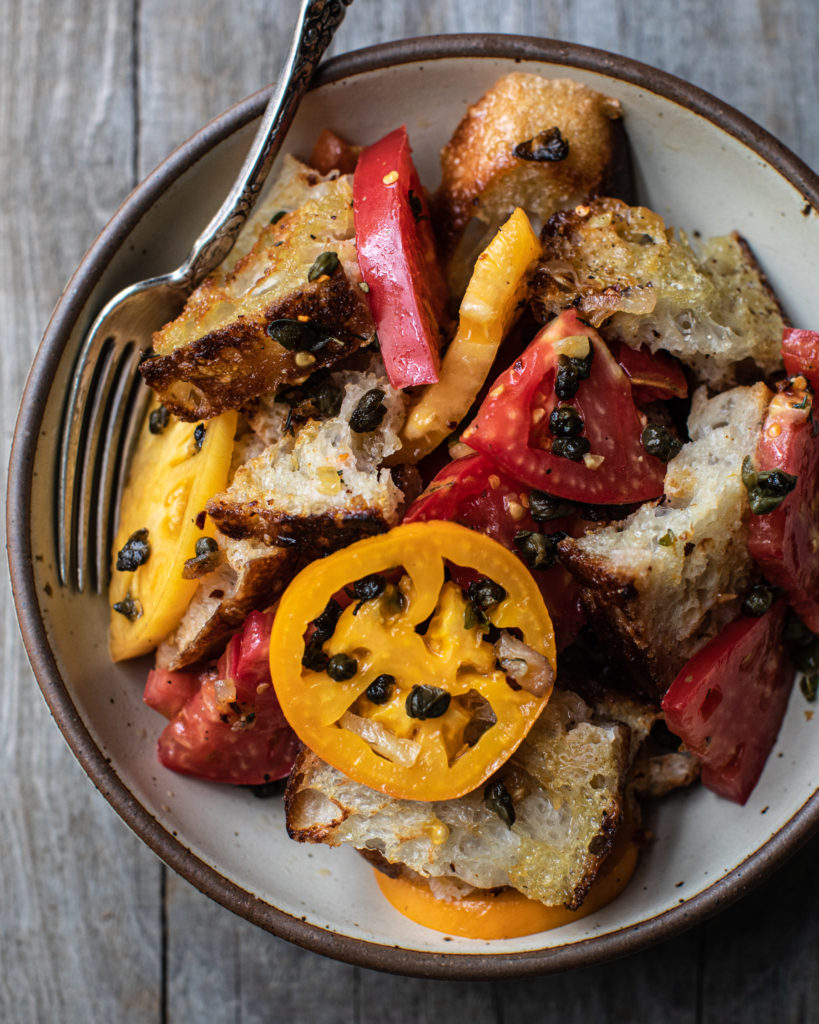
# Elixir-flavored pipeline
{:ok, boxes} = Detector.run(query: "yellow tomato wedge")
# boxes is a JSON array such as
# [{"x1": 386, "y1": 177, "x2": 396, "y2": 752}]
[
  {"x1": 399, "y1": 207, "x2": 541, "y2": 463},
  {"x1": 109, "y1": 403, "x2": 237, "y2": 661},
  {"x1": 373, "y1": 828, "x2": 639, "y2": 940}
]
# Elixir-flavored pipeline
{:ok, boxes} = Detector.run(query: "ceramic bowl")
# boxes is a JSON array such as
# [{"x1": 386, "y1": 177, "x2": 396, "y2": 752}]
[{"x1": 9, "y1": 35, "x2": 819, "y2": 978}]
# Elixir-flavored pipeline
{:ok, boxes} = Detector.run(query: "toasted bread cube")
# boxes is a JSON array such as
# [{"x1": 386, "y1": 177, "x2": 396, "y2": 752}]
[
  {"x1": 559, "y1": 383, "x2": 772, "y2": 695},
  {"x1": 533, "y1": 197, "x2": 786, "y2": 388},
  {"x1": 285, "y1": 690, "x2": 630, "y2": 911}
]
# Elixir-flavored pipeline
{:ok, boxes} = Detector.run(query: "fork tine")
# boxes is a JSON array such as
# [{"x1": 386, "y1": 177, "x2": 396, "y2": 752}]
[
  {"x1": 58, "y1": 315, "x2": 118, "y2": 589},
  {"x1": 93, "y1": 349, "x2": 152, "y2": 593}
]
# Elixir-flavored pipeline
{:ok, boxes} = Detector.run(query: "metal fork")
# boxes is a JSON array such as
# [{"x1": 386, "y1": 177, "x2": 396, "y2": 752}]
[{"x1": 57, "y1": 0, "x2": 353, "y2": 592}]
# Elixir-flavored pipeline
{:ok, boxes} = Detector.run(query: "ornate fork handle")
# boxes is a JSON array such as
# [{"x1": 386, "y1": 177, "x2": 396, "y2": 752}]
[{"x1": 182, "y1": 0, "x2": 353, "y2": 289}]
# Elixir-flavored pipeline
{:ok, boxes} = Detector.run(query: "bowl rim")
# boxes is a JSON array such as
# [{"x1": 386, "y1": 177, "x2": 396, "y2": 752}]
[{"x1": 8, "y1": 32, "x2": 819, "y2": 979}]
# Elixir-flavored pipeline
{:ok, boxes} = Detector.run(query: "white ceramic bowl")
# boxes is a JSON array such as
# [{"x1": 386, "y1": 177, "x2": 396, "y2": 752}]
[{"x1": 9, "y1": 36, "x2": 819, "y2": 978}]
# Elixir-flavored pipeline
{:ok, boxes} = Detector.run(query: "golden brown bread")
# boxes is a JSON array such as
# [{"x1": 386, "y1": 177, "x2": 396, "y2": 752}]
[
  {"x1": 140, "y1": 159, "x2": 374, "y2": 420},
  {"x1": 285, "y1": 690, "x2": 631, "y2": 910},
  {"x1": 435, "y1": 74, "x2": 626, "y2": 292},
  {"x1": 558, "y1": 383, "x2": 772, "y2": 695},
  {"x1": 532, "y1": 197, "x2": 786, "y2": 388}
]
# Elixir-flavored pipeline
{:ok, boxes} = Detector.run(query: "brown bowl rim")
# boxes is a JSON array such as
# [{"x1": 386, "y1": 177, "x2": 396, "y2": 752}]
[{"x1": 8, "y1": 33, "x2": 819, "y2": 980}]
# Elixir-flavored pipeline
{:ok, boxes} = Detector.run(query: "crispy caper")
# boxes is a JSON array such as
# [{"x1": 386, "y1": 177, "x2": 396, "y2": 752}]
[
  {"x1": 514, "y1": 530, "x2": 557, "y2": 570},
  {"x1": 148, "y1": 405, "x2": 170, "y2": 434},
  {"x1": 513, "y1": 126, "x2": 569, "y2": 163},
  {"x1": 641, "y1": 423, "x2": 682, "y2": 463},
  {"x1": 115, "y1": 528, "x2": 150, "y2": 572},
  {"x1": 405, "y1": 685, "x2": 450, "y2": 720},
  {"x1": 529, "y1": 490, "x2": 575, "y2": 522},
  {"x1": 326, "y1": 653, "x2": 358, "y2": 681},
  {"x1": 742, "y1": 583, "x2": 774, "y2": 617},
  {"x1": 349, "y1": 389, "x2": 387, "y2": 433},
  {"x1": 112, "y1": 593, "x2": 142, "y2": 621},
  {"x1": 307, "y1": 251, "x2": 340, "y2": 282},
  {"x1": 366, "y1": 674, "x2": 396, "y2": 704},
  {"x1": 741, "y1": 456, "x2": 798, "y2": 515},
  {"x1": 483, "y1": 778, "x2": 516, "y2": 827},
  {"x1": 551, "y1": 436, "x2": 591, "y2": 461},
  {"x1": 549, "y1": 405, "x2": 584, "y2": 437}
]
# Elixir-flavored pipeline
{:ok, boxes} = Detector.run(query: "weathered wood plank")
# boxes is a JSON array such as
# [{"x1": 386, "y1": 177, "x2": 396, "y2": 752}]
[{"x1": 0, "y1": 2, "x2": 163, "y2": 1023}]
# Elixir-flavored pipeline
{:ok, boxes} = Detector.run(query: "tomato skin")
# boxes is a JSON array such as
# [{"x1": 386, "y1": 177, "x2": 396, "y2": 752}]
[
  {"x1": 611, "y1": 341, "x2": 688, "y2": 405},
  {"x1": 353, "y1": 126, "x2": 448, "y2": 388},
  {"x1": 782, "y1": 329, "x2": 819, "y2": 393},
  {"x1": 662, "y1": 603, "x2": 792, "y2": 804},
  {"x1": 404, "y1": 453, "x2": 585, "y2": 649},
  {"x1": 156, "y1": 611, "x2": 300, "y2": 785},
  {"x1": 462, "y1": 310, "x2": 666, "y2": 505},
  {"x1": 748, "y1": 379, "x2": 819, "y2": 632}
]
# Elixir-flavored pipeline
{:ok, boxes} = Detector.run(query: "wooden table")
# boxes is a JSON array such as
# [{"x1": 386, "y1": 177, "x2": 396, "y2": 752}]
[{"x1": 3, "y1": 0, "x2": 818, "y2": 1019}]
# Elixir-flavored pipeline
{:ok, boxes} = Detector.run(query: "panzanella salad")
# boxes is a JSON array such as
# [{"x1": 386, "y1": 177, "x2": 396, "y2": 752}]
[{"x1": 109, "y1": 73, "x2": 819, "y2": 939}]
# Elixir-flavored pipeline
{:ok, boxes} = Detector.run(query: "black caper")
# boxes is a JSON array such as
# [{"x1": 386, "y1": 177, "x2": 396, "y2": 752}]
[
  {"x1": 529, "y1": 490, "x2": 575, "y2": 522},
  {"x1": 349, "y1": 389, "x2": 387, "y2": 433},
  {"x1": 742, "y1": 584, "x2": 773, "y2": 618},
  {"x1": 302, "y1": 638, "x2": 329, "y2": 672},
  {"x1": 513, "y1": 127, "x2": 569, "y2": 163},
  {"x1": 148, "y1": 405, "x2": 170, "y2": 434},
  {"x1": 326, "y1": 653, "x2": 358, "y2": 681},
  {"x1": 246, "y1": 778, "x2": 287, "y2": 798},
  {"x1": 791, "y1": 637, "x2": 819, "y2": 675},
  {"x1": 641, "y1": 423, "x2": 682, "y2": 463},
  {"x1": 314, "y1": 381, "x2": 343, "y2": 418},
  {"x1": 267, "y1": 318, "x2": 334, "y2": 354},
  {"x1": 181, "y1": 535, "x2": 222, "y2": 579},
  {"x1": 549, "y1": 405, "x2": 584, "y2": 437},
  {"x1": 312, "y1": 598, "x2": 343, "y2": 643},
  {"x1": 112, "y1": 593, "x2": 142, "y2": 621},
  {"x1": 483, "y1": 779, "x2": 516, "y2": 828},
  {"x1": 351, "y1": 573, "x2": 387, "y2": 613},
  {"x1": 514, "y1": 530, "x2": 557, "y2": 570},
  {"x1": 269, "y1": 209, "x2": 287, "y2": 224},
  {"x1": 741, "y1": 456, "x2": 798, "y2": 515},
  {"x1": 116, "y1": 528, "x2": 150, "y2": 572},
  {"x1": 307, "y1": 251, "x2": 340, "y2": 282},
  {"x1": 366, "y1": 674, "x2": 396, "y2": 704},
  {"x1": 800, "y1": 675, "x2": 819, "y2": 702},
  {"x1": 405, "y1": 685, "x2": 451, "y2": 720},
  {"x1": 551, "y1": 436, "x2": 591, "y2": 461},
  {"x1": 467, "y1": 578, "x2": 507, "y2": 610},
  {"x1": 554, "y1": 349, "x2": 593, "y2": 400},
  {"x1": 193, "y1": 423, "x2": 206, "y2": 451}
]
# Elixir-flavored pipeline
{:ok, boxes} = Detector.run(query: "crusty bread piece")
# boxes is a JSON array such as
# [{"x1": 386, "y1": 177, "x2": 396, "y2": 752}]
[
  {"x1": 140, "y1": 158, "x2": 374, "y2": 420},
  {"x1": 435, "y1": 74, "x2": 627, "y2": 296},
  {"x1": 207, "y1": 365, "x2": 407, "y2": 552},
  {"x1": 285, "y1": 690, "x2": 630, "y2": 910},
  {"x1": 559, "y1": 383, "x2": 772, "y2": 695},
  {"x1": 532, "y1": 198, "x2": 786, "y2": 389},
  {"x1": 156, "y1": 535, "x2": 297, "y2": 670}
]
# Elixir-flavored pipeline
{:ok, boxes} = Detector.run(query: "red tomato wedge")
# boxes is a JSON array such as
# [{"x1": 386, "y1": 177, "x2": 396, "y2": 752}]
[
  {"x1": 611, "y1": 341, "x2": 688, "y2": 405},
  {"x1": 156, "y1": 611, "x2": 300, "y2": 785},
  {"x1": 748, "y1": 377, "x2": 819, "y2": 631},
  {"x1": 144, "y1": 667, "x2": 199, "y2": 720},
  {"x1": 462, "y1": 310, "x2": 667, "y2": 504},
  {"x1": 782, "y1": 328, "x2": 819, "y2": 393},
  {"x1": 662, "y1": 602, "x2": 792, "y2": 804},
  {"x1": 404, "y1": 452, "x2": 585, "y2": 648},
  {"x1": 353, "y1": 126, "x2": 448, "y2": 388}
]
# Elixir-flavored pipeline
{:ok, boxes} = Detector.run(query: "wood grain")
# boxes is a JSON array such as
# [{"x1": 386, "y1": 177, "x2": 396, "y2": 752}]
[{"x1": 3, "y1": 0, "x2": 819, "y2": 1021}]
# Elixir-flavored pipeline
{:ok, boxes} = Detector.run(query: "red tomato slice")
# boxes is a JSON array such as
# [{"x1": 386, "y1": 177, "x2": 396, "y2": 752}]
[
  {"x1": 403, "y1": 452, "x2": 585, "y2": 648},
  {"x1": 353, "y1": 126, "x2": 448, "y2": 388},
  {"x1": 462, "y1": 310, "x2": 666, "y2": 504},
  {"x1": 748, "y1": 377, "x2": 819, "y2": 631},
  {"x1": 782, "y1": 328, "x2": 819, "y2": 393},
  {"x1": 156, "y1": 611, "x2": 300, "y2": 785},
  {"x1": 611, "y1": 341, "x2": 688, "y2": 405},
  {"x1": 662, "y1": 602, "x2": 792, "y2": 804},
  {"x1": 144, "y1": 668, "x2": 199, "y2": 720}
]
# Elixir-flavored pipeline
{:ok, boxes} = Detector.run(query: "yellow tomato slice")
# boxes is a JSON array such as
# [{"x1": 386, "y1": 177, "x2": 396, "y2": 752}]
[
  {"x1": 270, "y1": 522, "x2": 556, "y2": 802},
  {"x1": 373, "y1": 832, "x2": 639, "y2": 939},
  {"x1": 109, "y1": 403, "x2": 237, "y2": 661},
  {"x1": 399, "y1": 208, "x2": 541, "y2": 463}
]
